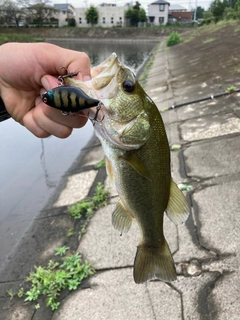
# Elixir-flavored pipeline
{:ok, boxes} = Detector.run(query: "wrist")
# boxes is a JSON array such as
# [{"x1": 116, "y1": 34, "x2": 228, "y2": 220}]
[{"x1": 0, "y1": 96, "x2": 11, "y2": 122}]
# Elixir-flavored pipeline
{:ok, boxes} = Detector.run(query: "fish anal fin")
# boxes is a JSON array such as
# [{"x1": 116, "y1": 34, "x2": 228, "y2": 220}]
[
  {"x1": 112, "y1": 200, "x2": 133, "y2": 234},
  {"x1": 123, "y1": 152, "x2": 151, "y2": 181},
  {"x1": 133, "y1": 239, "x2": 176, "y2": 284},
  {"x1": 166, "y1": 179, "x2": 189, "y2": 225}
]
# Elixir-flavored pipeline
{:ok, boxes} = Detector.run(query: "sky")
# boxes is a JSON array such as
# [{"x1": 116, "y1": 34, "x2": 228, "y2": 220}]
[{"x1": 50, "y1": 0, "x2": 213, "y2": 12}]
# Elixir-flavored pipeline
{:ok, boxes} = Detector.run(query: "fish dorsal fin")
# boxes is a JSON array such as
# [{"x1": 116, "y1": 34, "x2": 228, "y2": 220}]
[
  {"x1": 123, "y1": 153, "x2": 151, "y2": 181},
  {"x1": 112, "y1": 200, "x2": 133, "y2": 234},
  {"x1": 166, "y1": 179, "x2": 189, "y2": 225}
]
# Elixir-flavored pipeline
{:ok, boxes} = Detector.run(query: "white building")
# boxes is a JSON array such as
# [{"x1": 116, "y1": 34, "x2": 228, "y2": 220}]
[
  {"x1": 75, "y1": 4, "x2": 126, "y2": 28},
  {"x1": 54, "y1": 4, "x2": 75, "y2": 27},
  {"x1": 148, "y1": 0, "x2": 170, "y2": 26}
]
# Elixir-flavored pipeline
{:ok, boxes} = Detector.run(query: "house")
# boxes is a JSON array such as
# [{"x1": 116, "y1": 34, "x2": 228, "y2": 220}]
[
  {"x1": 54, "y1": 3, "x2": 75, "y2": 27},
  {"x1": 148, "y1": 0, "x2": 170, "y2": 26},
  {"x1": 169, "y1": 4, "x2": 193, "y2": 23}
]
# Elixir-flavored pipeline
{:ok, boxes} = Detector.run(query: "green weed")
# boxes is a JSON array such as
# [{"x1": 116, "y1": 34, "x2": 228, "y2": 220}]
[
  {"x1": 23, "y1": 253, "x2": 94, "y2": 310},
  {"x1": 166, "y1": 31, "x2": 181, "y2": 46},
  {"x1": 226, "y1": 85, "x2": 236, "y2": 93},
  {"x1": 94, "y1": 159, "x2": 106, "y2": 169},
  {"x1": 170, "y1": 144, "x2": 181, "y2": 151},
  {"x1": 66, "y1": 228, "x2": 75, "y2": 237},
  {"x1": 8, "y1": 183, "x2": 109, "y2": 310},
  {"x1": 55, "y1": 246, "x2": 70, "y2": 257},
  {"x1": 68, "y1": 182, "x2": 109, "y2": 220}
]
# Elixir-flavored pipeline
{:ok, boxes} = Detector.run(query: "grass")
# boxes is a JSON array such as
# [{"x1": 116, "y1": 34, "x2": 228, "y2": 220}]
[
  {"x1": 0, "y1": 33, "x2": 43, "y2": 45},
  {"x1": 68, "y1": 182, "x2": 109, "y2": 237},
  {"x1": 139, "y1": 42, "x2": 160, "y2": 87},
  {"x1": 202, "y1": 37, "x2": 215, "y2": 43}
]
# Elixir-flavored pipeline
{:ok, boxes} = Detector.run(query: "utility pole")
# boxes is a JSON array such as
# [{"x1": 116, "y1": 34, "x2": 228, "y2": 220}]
[{"x1": 193, "y1": 0, "x2": 198, "y2": 21}]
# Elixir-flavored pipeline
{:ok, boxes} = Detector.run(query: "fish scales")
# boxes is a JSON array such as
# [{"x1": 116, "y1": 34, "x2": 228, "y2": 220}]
[{"x1": 63, "y1": 53, "x2": 189, "y2": 283}]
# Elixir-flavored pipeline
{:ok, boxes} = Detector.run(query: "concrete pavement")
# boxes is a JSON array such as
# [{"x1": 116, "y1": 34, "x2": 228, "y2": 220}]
[{"x1": 1, "y1": 23, "x2": 240, "y2": 319}]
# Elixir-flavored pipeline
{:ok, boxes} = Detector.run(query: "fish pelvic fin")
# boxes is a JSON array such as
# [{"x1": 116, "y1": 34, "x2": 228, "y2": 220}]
[
  {"x1": 166, "y1": 179, "x2": 190, "y2": 225},
  {"x1": 133, "y1": 239, "x2": 176, "y2": 284},
  {"x1": 112, "y1": 200, "x2": 133, "y2": 234}
]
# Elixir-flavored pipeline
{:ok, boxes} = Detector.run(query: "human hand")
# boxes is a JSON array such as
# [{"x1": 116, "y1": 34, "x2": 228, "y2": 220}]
[{"x1": 0, "y1": 42, "x2": 91, "y2": 138}]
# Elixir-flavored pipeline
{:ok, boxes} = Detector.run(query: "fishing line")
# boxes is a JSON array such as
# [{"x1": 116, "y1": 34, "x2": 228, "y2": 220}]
[{"x1": 167, "y1": 88, "x2": 240, "y2": 111}]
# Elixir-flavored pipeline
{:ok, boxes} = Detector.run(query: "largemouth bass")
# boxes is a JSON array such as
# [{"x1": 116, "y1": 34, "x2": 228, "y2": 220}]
[{"x1": 64, "y1": 53, "x2": 189, "y2": 283}]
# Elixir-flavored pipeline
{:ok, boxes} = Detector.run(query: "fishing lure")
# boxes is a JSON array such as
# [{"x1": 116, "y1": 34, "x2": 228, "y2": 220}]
[{"x1": 42, "y1": 86, "x2": 100, "y2": 113}]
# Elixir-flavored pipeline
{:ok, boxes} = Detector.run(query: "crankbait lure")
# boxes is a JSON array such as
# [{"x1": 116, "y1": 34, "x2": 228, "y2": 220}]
[{"x1": 42, "y1": 86, "x2": 100, "y2": 113}]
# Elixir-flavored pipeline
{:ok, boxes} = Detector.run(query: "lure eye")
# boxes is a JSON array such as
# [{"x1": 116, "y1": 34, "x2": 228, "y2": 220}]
[
  {"x1": 122, "y1": 80, "x2": 135, "y2": 93},
  {"x1": 43, "y1": 96, "x2": 48, "y2": 104},
  {"x1": 42, "y1": 93, "x2": 48, "y2": 104}
]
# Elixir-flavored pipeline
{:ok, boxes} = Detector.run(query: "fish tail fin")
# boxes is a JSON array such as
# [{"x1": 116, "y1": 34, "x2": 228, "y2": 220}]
[{"x1": 133, "y1": 238, "x2": 176, "y2": 284}]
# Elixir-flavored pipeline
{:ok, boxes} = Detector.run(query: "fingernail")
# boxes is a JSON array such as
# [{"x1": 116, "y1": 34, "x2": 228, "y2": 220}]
[
  {"x1": 83, "y1": 75, "x2": 91, "y2": 82},
  {"x1": 41, "y1": 76, "x2": 50, "y2": 90}
]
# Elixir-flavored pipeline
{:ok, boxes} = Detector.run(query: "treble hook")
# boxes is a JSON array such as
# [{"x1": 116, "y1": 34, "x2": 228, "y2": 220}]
[
  {"x1": 57, "y1": 67, "x2": 79, "y2": 86},
  {"x1": 88, "y1": 102, "x2": 105, "y2": 126}
]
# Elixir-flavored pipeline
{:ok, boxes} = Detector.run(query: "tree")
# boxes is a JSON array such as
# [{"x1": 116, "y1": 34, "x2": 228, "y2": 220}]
[
  {"x1": 68, "y1": 18, "x2": 76, "y2": 27},
  {"x1": 27, "y1": 0, "x2": 58, "y2": 27},
  {"x1": 125, "y1": 1, "x2": 146, "y2": 27},
  {"x1": 85, "y1": 5, "x2": 98, "y2": 26},
  {"x1": 196, "y1": 6, "x2": 205, "y2": 19},
  {"x1": 210, "y1": 0, "x2": 229, "y2": 21},
  {"x1": 139, "y1": 8, "x2": 147, "y2": 22},
  {"x1": 0, "y1": 0, "x2": 28, "y2": 26}
]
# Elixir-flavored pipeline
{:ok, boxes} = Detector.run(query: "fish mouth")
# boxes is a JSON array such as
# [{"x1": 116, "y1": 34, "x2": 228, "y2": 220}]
[{"x1": 90, "y1": 53, "x2": 120, "y2": 97}]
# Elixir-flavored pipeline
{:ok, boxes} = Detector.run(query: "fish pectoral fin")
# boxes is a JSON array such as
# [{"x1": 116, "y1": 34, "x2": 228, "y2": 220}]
[
  {"x1": 133, "y1": 239, "x2": 176, "y2": 284},
  {"x1": 112, "y1": 200, "x2": 133, "y2": 234},
  {"x1": 122, "y1": 153, "x2": 151, "y2": 181},
  {"x1": 166, "y1": 179, "x2": 190, "y2": 225},
  {"x1": 105, "y1": 157, "x2": 115, "y2": 185}
]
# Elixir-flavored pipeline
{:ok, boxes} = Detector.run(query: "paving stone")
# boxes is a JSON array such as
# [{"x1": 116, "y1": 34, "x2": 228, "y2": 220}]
[
  {"x1": 53, "y1": 170, "x2": 98, "y2": 207},
  {"x1": 184, "y1": 135, "x2": 240, "y2": 179},
  {"x1": 208, "y1": 272, "x2": 240, "y2": 319},
  {"x1": 52, "y1": 268, "x2": 182, "y2": 320},
  {"x1": 192, "y1": 181, "x2": 240, "y2": 255},
  {"x1": 77, "y1": 205, "x2": 178, "y2": 271},
  {"x1": 181, "y1": 112, "x2": 240, "y2": 141},
  {"x1": 174, "y1": 272, "x2": 221, "y2": 320}
]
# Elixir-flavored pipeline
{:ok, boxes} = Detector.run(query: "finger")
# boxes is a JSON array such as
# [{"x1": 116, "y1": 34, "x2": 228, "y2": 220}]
[
  {"x1": 41, "y1": 75, "x2": 59, "y2": 91},
  {"x1": 36, "y1": 98, "x2": 89, "y2": 129},
  {"x1": 33, "y1": 43, "x2": 91, "y2": 82},
  {"x1": 22, "y1": 110, "x2": 51, "y2": 138}
]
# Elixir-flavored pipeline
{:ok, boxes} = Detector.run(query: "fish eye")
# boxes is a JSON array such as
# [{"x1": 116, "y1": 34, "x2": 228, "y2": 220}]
[{"x1": 122, "y1": 80, "x2": 135, "y2": 93}]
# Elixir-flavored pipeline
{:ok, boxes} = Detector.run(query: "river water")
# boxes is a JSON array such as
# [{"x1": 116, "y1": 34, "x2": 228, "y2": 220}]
[{"x1": 0, "y1": 40, "x2": 157, "y2": 265}]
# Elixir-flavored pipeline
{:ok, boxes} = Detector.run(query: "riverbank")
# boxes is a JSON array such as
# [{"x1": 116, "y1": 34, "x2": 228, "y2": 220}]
[{"x1": 0, "y1": 26, "x2": 191, "y2": 41}]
